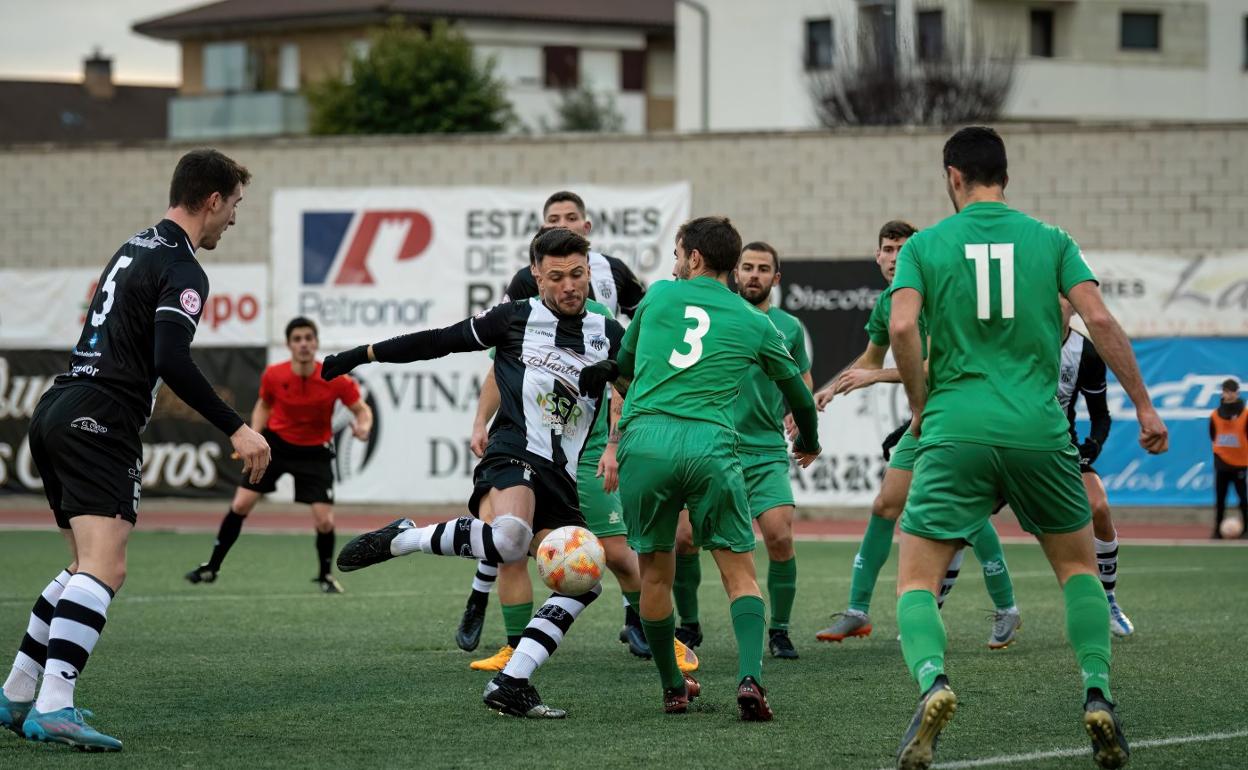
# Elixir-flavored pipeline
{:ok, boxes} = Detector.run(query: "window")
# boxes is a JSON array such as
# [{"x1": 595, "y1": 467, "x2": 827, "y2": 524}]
[
  {"x1": 621, "y1": 50, "x2": 646, "y2": 92},
  {"x1": 1030, "y1": 10, "x2": 1055, "y2": 57},
  {"x1": 203, "y1": 42, "x2": 253, "y2": 92},
  {"x1": 1121, "y1": 12, "x2": 1161, "y2": 51},
  {"x1": 916, "y1": 10, "x2": 944, "y2": 62},
  {"x1": 279, "y1": 43, "x2": 299, "y2": 92},
  {"x1": 805, "y1": 18, "x2": 833, "y2": 70},
  {"x1": 543, "y1": 46, "x2": 579, "y2": 88}
]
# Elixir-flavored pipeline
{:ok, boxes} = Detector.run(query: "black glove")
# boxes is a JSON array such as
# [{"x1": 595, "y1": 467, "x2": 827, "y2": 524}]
[
  {"x1": 321, "y1": 345, "x2": 370, "y2": 381},
  {"x1": 1078, "y1": 439, "x2": 1100, "y2": 471},
  {"x1": 578, "y1": 360, "x2": 620, "y2": 398},
  {"x1": 881, "y1": 421, "x2": 909, "y2": 462}
]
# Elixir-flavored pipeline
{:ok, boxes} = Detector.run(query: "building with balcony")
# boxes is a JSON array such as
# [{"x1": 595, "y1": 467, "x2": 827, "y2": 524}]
[{"x1": 133, "y1": 0, "x2": 675, "y2": 140}]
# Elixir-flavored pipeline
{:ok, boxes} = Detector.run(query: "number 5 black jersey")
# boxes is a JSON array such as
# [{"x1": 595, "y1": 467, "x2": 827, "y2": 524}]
[{"x1": 56, "y1": 219, "x2": 209, "y2": 427}]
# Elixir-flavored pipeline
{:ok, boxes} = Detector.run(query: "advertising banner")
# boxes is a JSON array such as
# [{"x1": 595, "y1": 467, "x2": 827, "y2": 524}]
[
  {"x1": 1086, "y1": 252, "x2": 1248, "y2": 337},
  {"x1": 774, "y1": 259, "x2": 885, "y2": 388},
  {"x1": 270, "y1": 184, "x2": 691, "y2": 346},
  {"x1": 0, "y1": 348, "x2": 264, "y2": 499},
  {"x1": 0, "y1": 264, "x2": 268, "y2": 349},
  {"x1": 1077, "y1": 337, "x2": 1247, "y2": 506}
]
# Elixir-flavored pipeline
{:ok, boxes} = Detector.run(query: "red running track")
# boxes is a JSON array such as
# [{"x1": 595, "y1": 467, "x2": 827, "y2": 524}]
[{"x1": 0, "y1": 508, "x2": 1230, "y2": 544}]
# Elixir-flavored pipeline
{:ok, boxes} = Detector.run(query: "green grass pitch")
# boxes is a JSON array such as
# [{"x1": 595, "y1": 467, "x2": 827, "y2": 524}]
[{"x1": 1, "y1": 530, "x2": 1245, "y2": 768}]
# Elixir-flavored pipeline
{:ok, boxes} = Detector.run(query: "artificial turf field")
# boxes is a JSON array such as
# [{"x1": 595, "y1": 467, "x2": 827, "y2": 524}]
[{"x1": 1, "y1": 530, "x2": 1245, "y2": 769}]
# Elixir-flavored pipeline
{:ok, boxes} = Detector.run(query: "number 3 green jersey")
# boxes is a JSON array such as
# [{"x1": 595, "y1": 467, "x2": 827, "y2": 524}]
[
  {"x1": 734, "y1": 306, "x2": 810, "y2": 453},
  {"x1": 891, "y1": 201, "x2": 1097, "y2": 450},
  {"x1": 619, "y1": 277, "x2": 801, "y2": 433}
]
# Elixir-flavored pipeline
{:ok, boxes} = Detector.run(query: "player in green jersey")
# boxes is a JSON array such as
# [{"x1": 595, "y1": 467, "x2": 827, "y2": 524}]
[
  {"x1": 813, "y1": 221, "x2": 1021, "y2": 649},
  {"x1": 578, "y1": 216, "x2": 821, "y2": 720},
  {"x1": 671, "y1": 241, "x2": 813, "y2": 660},
  {"x1": 888, "y1": 127, "x2": 1168, "y2": 770}
]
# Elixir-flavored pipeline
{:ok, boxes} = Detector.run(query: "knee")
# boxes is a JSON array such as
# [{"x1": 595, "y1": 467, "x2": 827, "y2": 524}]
[
  {"x1": 675, "y1": 528, "x2": 697, "y2": 555},
  {"x1": 873, "y1": 494, "x2": 901, "y2": 522},
  {"x1": 314, "y1": 510, "x2": 335, "y2": 533},
  {"x1": 764, "y1": 531, "x2": 794, "y2": 562},
  {"x1": 603, "y1": 540, "x2": 636, "y2": 576},
  {"x1": 492, "y1": 514, "x2": 534, "y2": 563}
]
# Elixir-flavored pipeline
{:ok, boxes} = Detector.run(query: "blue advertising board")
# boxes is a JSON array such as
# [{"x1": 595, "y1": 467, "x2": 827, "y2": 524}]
[{"x1": 1077, "y1": 338, "x2": 1248, "y2": 506}]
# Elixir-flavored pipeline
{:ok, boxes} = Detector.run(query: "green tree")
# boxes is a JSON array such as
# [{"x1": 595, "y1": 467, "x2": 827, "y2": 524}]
[
  {"x1": 542, "y1": 83, "x2": 626, "y2": 133},
  {"x1": 308, "y1": 18, "x2": 512, "y2": 135}
]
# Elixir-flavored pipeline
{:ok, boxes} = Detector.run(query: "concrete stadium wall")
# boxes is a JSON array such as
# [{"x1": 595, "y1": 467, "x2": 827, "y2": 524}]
[{"x1": 1, "y1": 122, "x2": 1245, "y2": 269}]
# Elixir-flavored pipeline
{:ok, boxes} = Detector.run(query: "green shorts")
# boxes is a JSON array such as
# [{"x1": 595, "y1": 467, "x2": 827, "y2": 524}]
[
  {"x1": 577, "y1": 448, "x2": 626, "y2": 538},
  {"x1": 619, "y1": 415, "x2": 754, "y2": 554},
  {"x1": 888, "y1": 430, "x2": 919, "y2": 472},
  {"x1": 902, "y1": 441, "x2": 1091, "y2": 541},
  {"x1": 740, "y1": 451, "x2": 795, "y2": 519}
]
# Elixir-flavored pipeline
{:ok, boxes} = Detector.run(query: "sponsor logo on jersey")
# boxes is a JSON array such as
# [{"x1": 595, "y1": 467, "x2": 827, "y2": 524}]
[
  {"x1": 302, "y1": 211, "x2": 433, "y2": 286},
  {"x1": 127, "y1": 228, "x2": 176, "y2": 250},
  {"x1": 180, "y1": 289, "x2": 202, "y2": 315},
  {"x1": 70, "y1": 364, "x2": 99, "y2": 377},
  {"x1": 536, "y1": 391, "x2": 585, "y2": 435},
  {"x1": 88, "y1": 333, "x2": 99, "y2": 349},
  {"x1": 71, "y1": 416, "x2": 108, "y2": 434}
]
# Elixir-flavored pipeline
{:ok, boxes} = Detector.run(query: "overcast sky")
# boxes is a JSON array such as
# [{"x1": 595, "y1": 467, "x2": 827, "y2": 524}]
[{"x1": 0, "y1": 0, "x2": 189, "y2": 84}]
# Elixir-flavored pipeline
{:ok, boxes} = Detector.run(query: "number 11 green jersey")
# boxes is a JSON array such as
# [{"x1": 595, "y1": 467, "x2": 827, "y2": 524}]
[
  {"x1": 890, "y1": 201, "x2": 1097, "y2": 450},
  {"x1": 619, "y1": 277, "x2": 801, "y2": 433}
]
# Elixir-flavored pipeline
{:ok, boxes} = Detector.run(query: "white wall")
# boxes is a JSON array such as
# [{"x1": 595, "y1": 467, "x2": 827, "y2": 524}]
[{"x1": 677, "y1": 0, "x2": 1248, "y2": 130}]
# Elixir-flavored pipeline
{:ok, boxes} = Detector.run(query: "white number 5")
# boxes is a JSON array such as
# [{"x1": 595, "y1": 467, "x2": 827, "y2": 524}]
[
  {"x1": 669, "y1": 305, "x2": 711, "y2": 369},
  {"x1": 91, "y1": 256, "x2": 134, "y2": 327}
]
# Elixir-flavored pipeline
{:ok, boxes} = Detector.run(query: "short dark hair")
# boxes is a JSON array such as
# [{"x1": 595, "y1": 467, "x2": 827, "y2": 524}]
[
  {"x1": 1224, "y1": 378, "x2": 1241, "y2": 393},
  {"x1": 878, "y1": 220, "x2": 919, "y2": 247},
  {"x1": 678, "y1": 216, "x2": 742, "y2": 273},
  {"x1": 943, "y1": 126, "x2": 1008, "y2": 188},
  {"x1": 532, "y1": 227, "x2": 590, "y2": 264},
  {"x1": 528, "y1": 225, "x2": 560, "y2": 264},
  {"x1": 543, "y1": 191, "x2": 586, "y2": 217},
  {"x1": 168, "y1": 148, "x2": 251, "y2": 213},
  {"x1": 285, "y1": 316, "x2": 318, "y2": 341},
  {"x1": 741, "y1": 241, "x2": 779, "y2": 271}
]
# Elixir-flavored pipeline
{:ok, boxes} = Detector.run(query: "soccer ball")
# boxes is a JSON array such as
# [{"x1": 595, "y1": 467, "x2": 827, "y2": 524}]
[
  {"x1": 536, "y1": 526, "x2": 605, "y2": 595},
  {"x1": 1220, "y1": 516, "x2": 1244, "y2": 539}
]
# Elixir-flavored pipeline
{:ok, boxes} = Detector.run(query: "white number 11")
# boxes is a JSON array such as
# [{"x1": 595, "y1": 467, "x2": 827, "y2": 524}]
[{"x1": 965, "y1": 244, "x2": 1014, "y2": 320}]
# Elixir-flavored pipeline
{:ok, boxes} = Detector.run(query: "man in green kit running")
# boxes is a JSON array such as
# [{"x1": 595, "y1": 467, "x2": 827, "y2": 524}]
[
  {"x1": 577, "y1": 216, "x2": 822, "y2": 720},
  {"x1": 887, "y1": 126, "x2": 1168, "y2": 770}
]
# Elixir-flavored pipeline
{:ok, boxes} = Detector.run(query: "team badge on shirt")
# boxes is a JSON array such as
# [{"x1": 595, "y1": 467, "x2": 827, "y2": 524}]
[{"x1": 180, "y1": 289, "x2": 202, "y2": 315}]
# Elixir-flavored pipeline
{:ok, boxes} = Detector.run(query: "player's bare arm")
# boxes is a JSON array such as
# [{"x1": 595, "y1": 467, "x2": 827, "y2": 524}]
[
  {"x1": 472, "y1": 366, "x2": 501, "y2": 458},
  {"x1": 597, "y1": 385, "x2": 624, "y2": 493},
  {"x1": 1066, "y1": 281, "x2": 1168, "y2": 454},
  {"x1": 889, "y1": 288, "x2": 927, "y2": 437},
  {"x1": 348, "y1": 398, "x2": 373, "y2": 441}
]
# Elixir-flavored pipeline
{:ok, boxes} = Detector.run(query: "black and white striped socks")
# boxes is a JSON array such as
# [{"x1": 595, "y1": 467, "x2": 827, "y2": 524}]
[
  {"x1": 1094, "y1": 534, "x2": 1119, "y2": 597},
  {"x1": 937, "y1": 549, "x2": 966, "y2": 609},
  {"x1": 502, "y1": 584, "x2": 603, "y2": 680},
  {"x1": 35, "y1": 572, "x2": 113, "y2": 713},
  {"x1": 471, "y1": 560, "x2": 499, "y2": 602},
  {"x1": 2, "y1": 569, "x2": 72, "y2": 703}
]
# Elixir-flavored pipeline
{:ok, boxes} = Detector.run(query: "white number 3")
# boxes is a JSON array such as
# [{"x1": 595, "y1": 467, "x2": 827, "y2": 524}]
[{"x1": 669, "y1": 305, "x2": 711, "y2": 369}]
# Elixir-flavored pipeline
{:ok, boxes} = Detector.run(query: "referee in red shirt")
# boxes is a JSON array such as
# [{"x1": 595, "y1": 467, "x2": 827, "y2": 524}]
[{"x1": 186, "y1": 317, "x2": 372, "y2": 592}]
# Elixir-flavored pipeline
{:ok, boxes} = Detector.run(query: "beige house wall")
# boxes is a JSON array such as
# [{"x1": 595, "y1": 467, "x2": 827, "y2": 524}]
[{"x1": 1, "y1": 123, "x2": 1245, "y2": 269}]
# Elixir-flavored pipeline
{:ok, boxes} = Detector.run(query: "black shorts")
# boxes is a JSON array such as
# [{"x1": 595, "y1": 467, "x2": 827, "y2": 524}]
[
  {"x1": 468, "y1": 452, "x2": 584, "y2": 534},
  {"x1": 240, "y1": 430, "x2": 335, "y2": 504},
  {"x1": 28, "y1": 385, "x2": 144, "y2": 529}
]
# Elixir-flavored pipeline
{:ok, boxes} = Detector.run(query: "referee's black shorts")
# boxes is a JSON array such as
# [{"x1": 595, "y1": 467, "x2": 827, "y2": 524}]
[{"x1": 240, "y1": 429, "x2": 335, "y2": 504}]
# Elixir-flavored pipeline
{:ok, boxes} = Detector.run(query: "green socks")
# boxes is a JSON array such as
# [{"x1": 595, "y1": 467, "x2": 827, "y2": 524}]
[
  {"x1": 501, "y1": 601, "x2": 534, "y2": 648},
  {"x1": 673, "y1": 552, "x2": 702, "y2": 624},
  {"x1": 730, "y1": 595, "x2": 767, "y2": 684},
  {"x1": 640, "y1": 614, "x2": 683, "y2": 689},
  {"x1": 970, "y1": 524, "x2": 1016, "y2": 610},
  {"x1": 898, "y1": 590, "x2": 947, "y2": 693},
  {"x1": 849, "y1": 515, "x2": 895, "y2": 613},
  {"x1": 623, "y1": 590, "x2": 641, "y2": 611},
  {"x1": 767, "y1": 557, "x2": 797, "y2": 631},
  {"x1": 1064, "y1": 573, "x2": 1113, "y2": 701}
]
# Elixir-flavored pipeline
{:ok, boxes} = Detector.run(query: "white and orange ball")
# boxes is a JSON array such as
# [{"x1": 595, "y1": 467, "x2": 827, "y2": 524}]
[
  {"x1": 1220, "y1": 516, "x2": 1244, "y2": 539},
  {"x1": 536, "y1": 526, "x2": 605, "y2": 595}
]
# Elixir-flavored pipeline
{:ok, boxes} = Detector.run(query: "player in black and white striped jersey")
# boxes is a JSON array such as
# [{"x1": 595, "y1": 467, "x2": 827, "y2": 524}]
[
  {"x1": 322, "y1": 228, "x2": 626, "y2": 719},
  {"x1": 1058, "y1": 298, "x2": 1133, "y2": 637}
]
